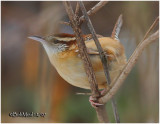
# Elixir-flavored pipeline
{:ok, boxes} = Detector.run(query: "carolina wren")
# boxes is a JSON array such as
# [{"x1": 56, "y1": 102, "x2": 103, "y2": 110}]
[{"x1": 28, "y1": 16, "x2": 126, "y2": 92}]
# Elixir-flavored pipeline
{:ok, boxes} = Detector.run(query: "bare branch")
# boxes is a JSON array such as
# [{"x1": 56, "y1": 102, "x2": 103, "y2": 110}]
[
  {"x1": 63, "y1": 1, "x2": 110, "y2": 123},
  {"x1": 99, "y1": 16, "x2": 159, "y2": 103},
  {"x1": 61, "y1": 2, "x2": 109, "y2": 26},
  {"x1": 143, "y1": 16, "x2": 159, "y2": 40},
  {"x1": 95, "y1": 106, "x2": 109, "y2": 123},
  {"x1": 75, "y1": 2, "x2": 80, "y2": 16},
  {"x1": 99, "y1": 30, "x2": 159, "y2": 104},
  {"x1": 59, "y1": 21, "x2": 70, "y2": 26},
  {"x1": 63, "y1": 1, "x2": 100, "y2": 98},
  {"x1": 80, "y1": 1, "x2": 109, "y2": 22},
  {"x1": 76, "y1": 92, "x2": 91, "y2": 95},
  {"x1": 79, "y1": 1, "x2": 120, "y2": 123},
  {"x1": 79, "y1": 1, "x2": 110, "y2": 87}
]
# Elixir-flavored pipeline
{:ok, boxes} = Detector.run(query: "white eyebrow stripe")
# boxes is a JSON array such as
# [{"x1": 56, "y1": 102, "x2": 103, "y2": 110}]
[{"x1": 54, "y1": 37, "x2": 76, "y2": 42}]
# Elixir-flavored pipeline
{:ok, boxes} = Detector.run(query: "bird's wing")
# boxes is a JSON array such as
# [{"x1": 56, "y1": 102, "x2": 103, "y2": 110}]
[
  {"x1": 87, "y1": 48, "x2": 99, "y2": 55},
  {"x1": 86, "y1": 38, "x2": 120, "y2": 62}
]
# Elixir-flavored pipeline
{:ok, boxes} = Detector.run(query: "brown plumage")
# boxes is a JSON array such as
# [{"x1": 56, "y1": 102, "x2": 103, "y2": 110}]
[
  {"x1": 49, "y1": 36, "x2": 126, "y2": 89},
  {"x1": 28, "y1": 15, "x2": 126, "y2": 89}
]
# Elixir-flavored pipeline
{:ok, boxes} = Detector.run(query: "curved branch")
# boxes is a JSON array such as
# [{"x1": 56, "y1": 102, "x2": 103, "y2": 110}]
[
  {"x1": 143, "y1": 16, "x2": 159, "y2": 40},
  {"x1": 80, "y1": 1, "x2": 109, "y2": 22},
  {"x1": 61, "y1": 1, "x2": 109, "y2": 26},
  {"x1": 99, "y1": 30, "x2": 159, "y2": 104}
]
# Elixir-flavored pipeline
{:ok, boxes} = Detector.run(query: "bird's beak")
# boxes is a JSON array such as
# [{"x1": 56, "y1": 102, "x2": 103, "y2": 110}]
[{"x1": 28, "y1": 36, "x2": 46, "y2": 43}]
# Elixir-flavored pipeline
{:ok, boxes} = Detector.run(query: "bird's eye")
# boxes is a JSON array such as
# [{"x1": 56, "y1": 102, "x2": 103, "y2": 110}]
[{"x1": 53, "y1": 39, "x2": 59, "y2": 44}]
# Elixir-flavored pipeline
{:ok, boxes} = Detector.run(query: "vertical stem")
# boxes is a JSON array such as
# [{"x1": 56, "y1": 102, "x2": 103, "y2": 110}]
[
  {"x1": 95, "y1": 106, "x2": 109, "y2": 123},
  {"x1": 63, "y1": 1, "x2": 109, "y2": 122},
  {"x1": 79, "y1": 1, "x2": 120, "y2": 122}
]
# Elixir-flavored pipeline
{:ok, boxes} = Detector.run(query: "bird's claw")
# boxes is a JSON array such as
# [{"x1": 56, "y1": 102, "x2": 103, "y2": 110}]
[{"x1": 89, "y1": 96, "x2": 104, "y2": 108}]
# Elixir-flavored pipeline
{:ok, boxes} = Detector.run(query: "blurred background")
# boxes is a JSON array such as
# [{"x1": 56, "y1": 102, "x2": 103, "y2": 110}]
[{"x1": 1, "y1": 1, "x2": 159, "y2": 123}]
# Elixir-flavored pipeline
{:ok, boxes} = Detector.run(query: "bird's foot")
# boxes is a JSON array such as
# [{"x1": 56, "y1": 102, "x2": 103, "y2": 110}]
[
  {"x1": 89, "y1": 96, "x2": 103, "y2": 108},
  {"x1": 100, "y1": 88, "x2": 106, "y2": 96},
  {"x1": 89, "y1": 89, "x2": 107, "y2": 108}
]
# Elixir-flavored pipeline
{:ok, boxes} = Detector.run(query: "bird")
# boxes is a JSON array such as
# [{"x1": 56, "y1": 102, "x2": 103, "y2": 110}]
[{"x1": 28, "y1": 15, "x2": 127, "y2": 106}]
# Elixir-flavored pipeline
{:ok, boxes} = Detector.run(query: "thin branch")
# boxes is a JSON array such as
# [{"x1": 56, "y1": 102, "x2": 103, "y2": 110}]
[
  {"x1": 80, "y1": 1, "x2": 109, "y2": 23},
  {"x1": 63, "y1": 1, "x2": 100, "y2": 98},
  {"x1": 99, "y1": 16, "x2": 159, "y2": 103},
  {"x1": 75, "y1": 2, "x2": 80, "y2": 16},
  {"x1": 59, "y1": 21, "x2": 70, "y2": 26},
  {"x1": 79, "y1": 1, "x2": 120, "y2": 123},
  {"x1": 76, "y1": 92, "x2": 92, "y2": 95},
  {"x1": 143, "y1": 16, "x2": 159, "y2": 40},
  {"x1": 99, "y1": 30, "x2": 159, "y2": 104},
  {"x1": 63, "y1": 1, "x2": 109, "y2": 123},
  {"x1": 61, "y1": 2, "x2": 109, "y2": 26},
  {"x1": 143, "y1": 16, "x2": 159, "y2": 63},
  {"x1": 79, "y1": 2, "x2": 110, "y2": 89},
  {"x1": 142, "y1": 17, "x2": 159, "y2": 64},
  {"x1": 111, "y1": 99, "x2": 120, "y2": 123}
]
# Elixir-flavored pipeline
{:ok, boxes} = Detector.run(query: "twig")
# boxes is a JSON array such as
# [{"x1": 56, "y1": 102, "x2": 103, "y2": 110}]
[
  {"x1": 143, "y1": 16, "x2": 159, "y2": 40},
  {"x1": 143, "y1": 16, "x2": 158, "y2": 63},
  {"x1": 79, "y1": 1, "x2": 120, "y2": 123},
  {"x1": 79, "y1": 1, "x2": 111, "y2": 85},
  {"x1": 76, "y1": 92, "x2": 92, "y2": 95},
  {"x1": 59, "y1": 21, "x2": 70, "y2": 26},
  {"x1": 99, "y1": 16, "x2": 159, "y2": 103},
  {"x1": 63, "y1": 1, "x2": 100, "y2": 98},
  {"x1": 80, "y1": 1, "x2": 109, "y2": 23},
  {"x1": 63, "y1": 1, "x2": 109, "y2": 123},
  {"x1": 61, "y1": 2, "x2": 109, "y2": 26},
  {"x1": 75, "y1": 2, "x2": 80, "y2": 16},
  {"x1": 99, "y1": 30, "x2": 159, "y2": 104},
  {"x1": 111, "y1": 98, "x2": 120, "y2": 122}
]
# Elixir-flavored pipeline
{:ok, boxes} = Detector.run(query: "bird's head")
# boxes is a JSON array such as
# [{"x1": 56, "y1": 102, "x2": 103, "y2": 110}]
[{"x1": 28, "y1": 33, "x2": 78, "y2": 57}]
